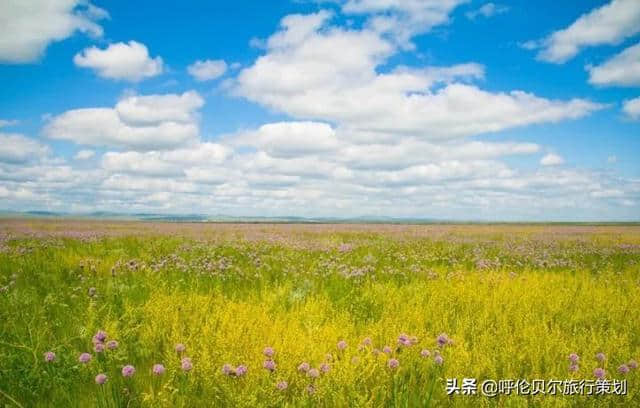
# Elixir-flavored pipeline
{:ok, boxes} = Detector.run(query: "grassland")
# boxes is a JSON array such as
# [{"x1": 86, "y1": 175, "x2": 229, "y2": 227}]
[{"x1": 0, "y1": 220, "x2": 639, "y2": 407}]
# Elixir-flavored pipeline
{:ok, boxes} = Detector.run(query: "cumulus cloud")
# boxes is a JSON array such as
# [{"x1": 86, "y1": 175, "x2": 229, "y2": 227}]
[
  {"x1": 341, "y1": 0, "x2": 468, "y2": 47},
  {"x1": 587, "y1": 42, "x2": 640, "y2": 86},
  {"x1": 0, "y1": 119, "x2": 18, "y2": 128},
  {"x1": 0, "y1": 133, "x2": 50, "y2": 164},
  {"x1": 0, "y1": 0, "x2": 108, "y2": 63},
  {"x1": 540, "y1": 153, "x2": 565, "y2": 166},
  {"x1": 528, "y1": 0, "x2": 640, "y2": 63},
  {"x1": 74, "y1": 41, "x2": 163, "y2": 81},
  {"x1": 465, "y1": 3, "x2": 509, "y2": 20},
  {"x1": 44, "y1": 91, "x2": 203, "y2": 150},
  {"x1": 187, "y1": 59, "x2": 227, "y2": 81},
  {"x1": 74, "y1": 150, "x2": 95, "y2": 160},
  {"x1": 622, "y1": 97, "x2": 640, "y2": 119},
  {"x1": 234, "y1": 12, "x2": 603, "y2": 141}
]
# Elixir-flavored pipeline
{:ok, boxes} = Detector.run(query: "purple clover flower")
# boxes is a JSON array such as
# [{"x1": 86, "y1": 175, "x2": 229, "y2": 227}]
[
  {"x1": 337, "y1": 340, "x2": 347, "y2": 351},
  {"x1": 93, "y1": 331, "x2": 107, "y2": 344},
  {"x1": 94, "y1": 343, "x2": 105, "y2": 353},
  {"x1": 263, "y1": 347, "x2": 275, "y2": 358},
  {"x1": 122, "y1": 365, "x2": 135, "y2": 377},
  {"x1": 175, "y1": 343, "x2": 186, "y2": 353},
  {"x1": 263, "y1": 359, "x2": 276, "y2": 372},
  {"x1": 593, "y1": 367, "x2": 605, "y2": 379},
  {"x1": 320, "y1": 363, "x2": 330, "y2": 373},
  {"x1": 235, "y1": 365, "x2": 247, "y2": 377},
  {"x1": 181, "y1": 357, "x2": 193, "y2": 372},
  {"x1": 568, "y1": 353, "x2": 579, "y2": 363},
  {"x1": 595, "y1": 352, "x2": 606, "y2": 362},
  {"x1": 434, "y1": 355, "x2": 444, "y2": 365},
  {"x1": 106, "y1": 340, "x2": 118, "y2": 350},
  {"x1": 629, "y1": 360, "x2": 638, "y2": 370},
  {"x1": 44, "y1": 351, "x2": 56, "y2": 362},
  {"x1": 382, "y1": 346, "x2": 392, "y2": 354},
  {"x1": 618, "y1": 364, "x2": 630, "y2": 374},
  {"x1": 78, "y1": 353, "x2": 92, "y2": 363},
  {"x1": 152, "y1": 364, "x2": 166, "y2": 375},
  {"x1": 437, "y1": 333, "x2": 450, "y2": 347},
  {"x1": 421, "y1": 349, "x2": 431, "y2": 358},
  {"x1": 388, "y1": 358, "x2": 399, "y2": 369},
  {"x1": 298, "y1": 362, "x2": 310, "y2": 373},
  {"x1": 308, "y1": 368, "x2": 320, "y2": 378},
  {"x1": 276, "y1": 381, "x2": 288, "y2": 391},
  {"x1": 222, "y1": 364, "x2": 234, "y2": 376},
  {"x1": 95, "y1": 373, "x2": 107, "y2": 385}
]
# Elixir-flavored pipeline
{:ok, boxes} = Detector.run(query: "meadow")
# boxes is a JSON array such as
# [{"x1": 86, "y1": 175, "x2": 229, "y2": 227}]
[{"x1": 0, "y1": 220, "x2": 639, "y2": 407}]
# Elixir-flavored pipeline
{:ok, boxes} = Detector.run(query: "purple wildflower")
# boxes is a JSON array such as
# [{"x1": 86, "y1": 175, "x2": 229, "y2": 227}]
[
  {"x1": 181, "y1": 357, "x2": 193, "y2": 372},
  {"x1": 235, "y1": 365, "x2": 247, "y2": 377},
  {"x1": 388, "y1": 358, "x2": 399, "y2": 369},
  {"x1": 437, "y1": 333, "x2": 450, "y2": 347},
  {"x1": 595, "y1": 352, "x2": 606, "y2": 362},
  {"x1": 337, "y1": 340, "x2": 347, "y2": 351},
  {"x1": 308, "y1": 368, "x2": 320, "y2": 378},
  {"x1": 569, "y1": 363, "x2": 579, "y2": 372},
  {"x1": 362, "y1": 337, "x2": 372, "y2": 346},
  {"x1": 306, "y1": 385, "x2": 316, "y2": 395},
  {"x1": 320, "y1": 363, "x2": 330, "y2": 373},
  {"x1": 382, "y1": 346, "x2": 392, "y2": 354},
  {"x1": 152, "y1": 364, "x2": 165, "y2": 375},
  {"x1": 175, "y1": 343, "x2": 186, "y2": 353},
  {"x1": 94, "y1": 343, "x2": 105, "y2": 353},
  {"x1": 122, "y1": 365, "x2": 135, "y2": 377},
  {"x1": 398, "y1": 334, "x2": 412, "y2": 347},
  {"x1": 95, "y1": 373, "x2": 107, "y2": 385},
  {"x1": 568, "y1": 353, "x2": 579, "y2": 363},
  {"x1": 629, "y1": 360, "x2": 638, "y2": 370},
  {"x1": 106, "y1": 340, "x2": 118, "y2": 350},
  {"x1": 593, "y1": 367, "x2": 605, "y2": 379},
  {"x1": 222, "y1": 364, "x2": 234, "y2": 376},
  {"x1": 276, "y1": 381, "x2": 288, "y2": 391},
  {"x1": 44, "y1": 351, "x2": 56, "y2": 362},
  {"x1": 298, "y1": 362, "x2": 310, "y2": 373},
  {"x1": 93, "y1": 330, "x2": 107, "y2": 344},
  {"x1": 78, "y1": 353, "x2": 92, "y2": 363},
  {"x1": 263, "y1": 347, "x2": 275, "y2": 358},
  {"x1": 434, "y1": 355, "x2": 444, "y2": 365},
  {"x1": 618, "y1": 364, "x2": 630, "y2": 374},
  {"x1": 420, "y1": 349, "x2": 431, "y2": 358},
  {"x1": 263, "y1": 359, "x2": 276, "y2": 372}
]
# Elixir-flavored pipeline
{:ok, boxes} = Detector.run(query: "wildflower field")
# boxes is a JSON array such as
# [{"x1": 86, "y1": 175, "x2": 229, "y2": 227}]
[{"x1": 1, "y1": 220, "x2": 639, "y2": 407}]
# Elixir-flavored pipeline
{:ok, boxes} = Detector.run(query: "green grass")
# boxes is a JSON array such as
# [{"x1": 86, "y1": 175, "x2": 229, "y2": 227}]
[{"x1": 0, "y1": 224, "x2": 639, "y2": 407}]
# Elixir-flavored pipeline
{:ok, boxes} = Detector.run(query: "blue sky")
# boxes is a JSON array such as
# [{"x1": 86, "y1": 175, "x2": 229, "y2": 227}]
[{"x1": 0, "y1": 0, "x2": 639, "y2": 220}]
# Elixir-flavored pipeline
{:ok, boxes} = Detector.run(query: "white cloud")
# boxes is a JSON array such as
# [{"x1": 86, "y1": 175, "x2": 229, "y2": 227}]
[
  {"x1": 465, "y1": 3, "x2": 509, "y2": 20},
  {"x1": 0, "y1": 119, "x2": 18, "y2": 128},
  {"x1": 73, "y1": 41, "x2": 163, "y2": 81},
  {"x1": 0, "y1": 133, "x2": 49, "y2": 164},
  {"x1": 530, "y1": 0, "x2": 640, "y2": 63},
  {"x1": 232, "y1": 121, "x2": 341, "y2": 158},
  {"x1": 44, "y1": 91, "x2": 203, "y2": 150},
  {"x1": 0, "y1": 0, "x2": 108, "y2": 63},
  {"x1": 187, "y1": 59, "x2": 227, "y2": 81},
  {"x1": 341, "y1": 0, "x2": 468, "y2": 47},
  {"x1": 74, "y1": 150, "x2": 95, "y2": 160},
  {"x1": 540, "y1": 153, "x2": 565, "y2": 166},
  {"x1": 587, "y1": 42, "x2": 640, "y2": 86},
  {"x1": 234, "y1": 12, "x2": 603, "y2": 141},
  {"x1": 622, "y1": 97, "x2": 640, "y2": 119}
]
